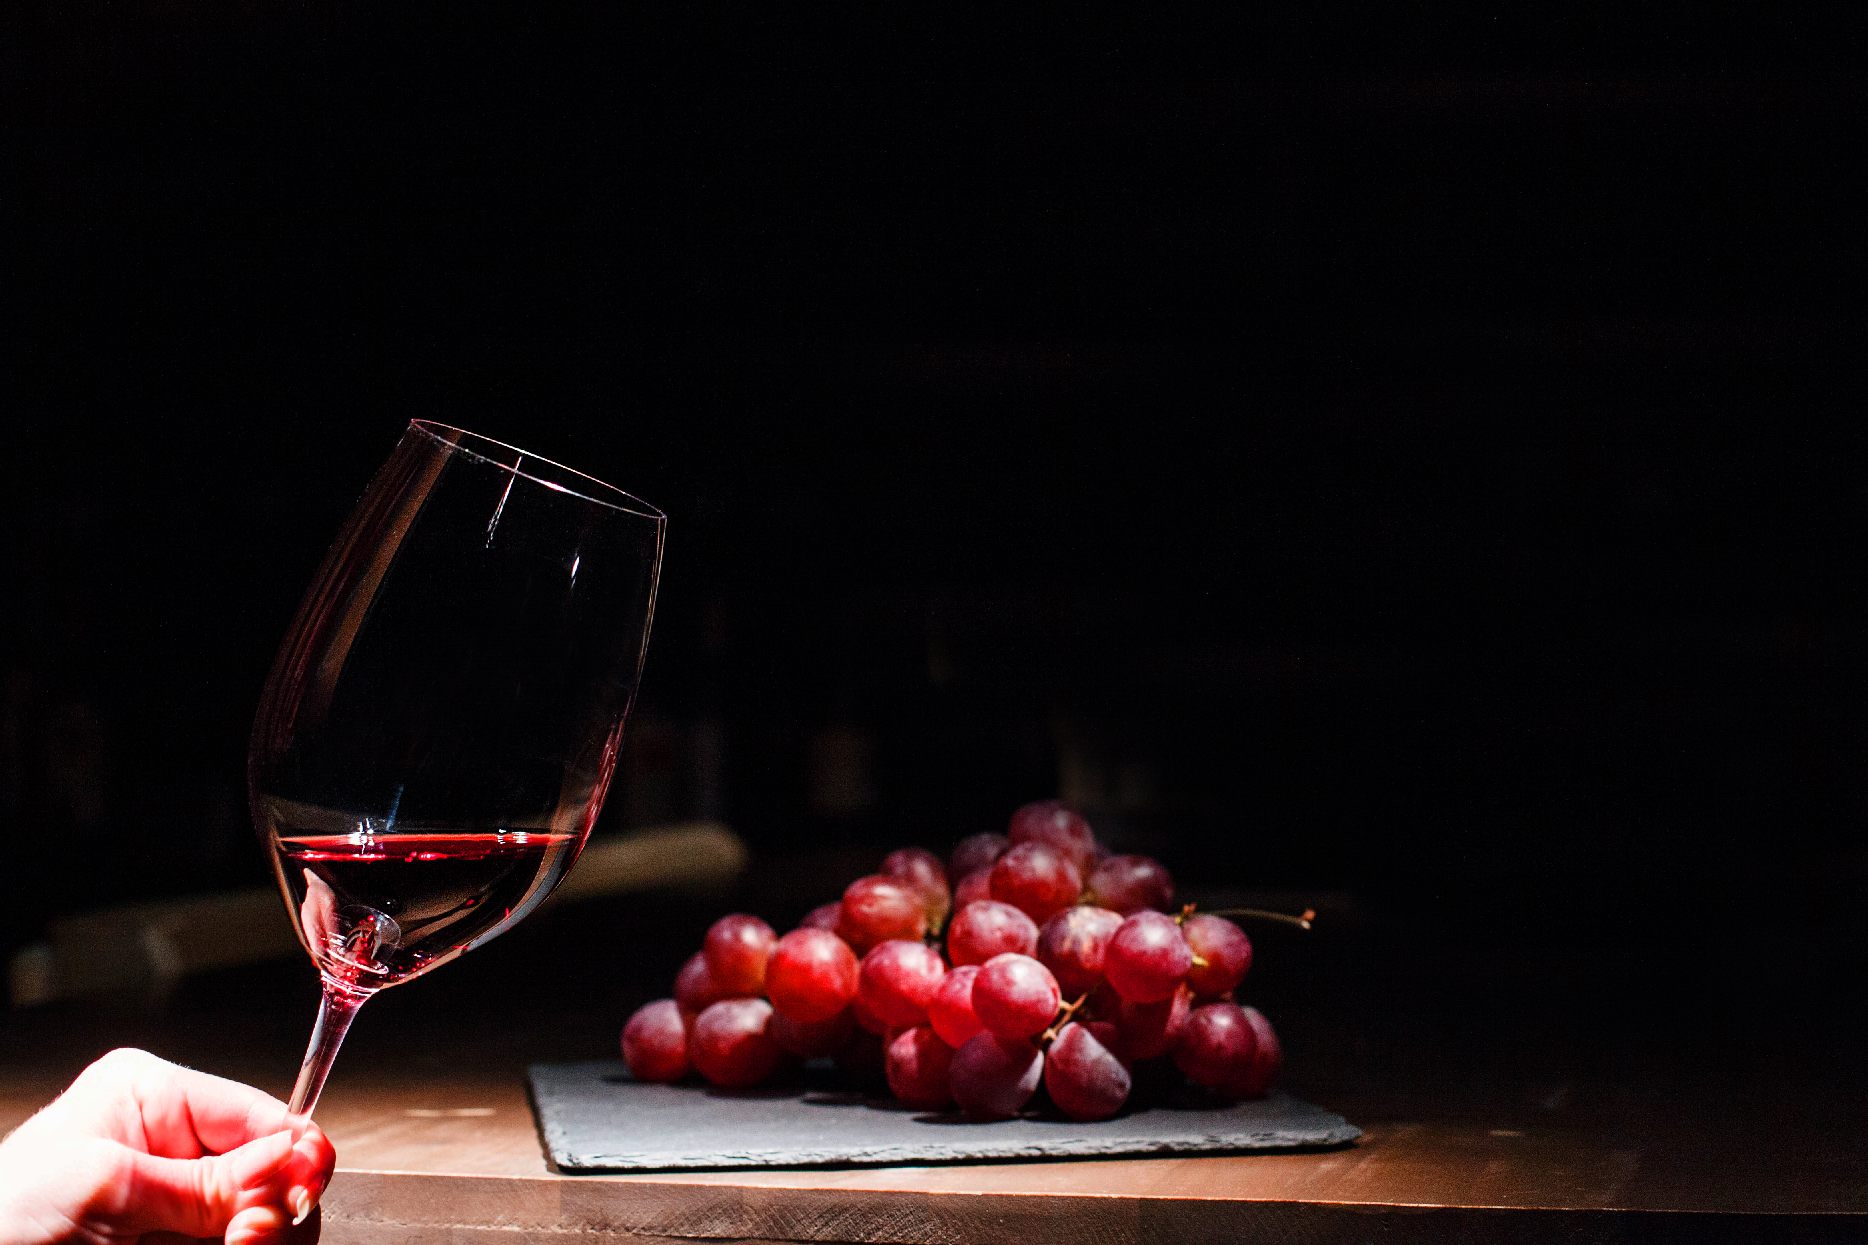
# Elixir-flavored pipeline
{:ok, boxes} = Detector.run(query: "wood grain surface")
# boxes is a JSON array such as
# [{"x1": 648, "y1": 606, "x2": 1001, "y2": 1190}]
[{"x1": 299, "y1": 1067, "x2": 1866, "y2": 1244}]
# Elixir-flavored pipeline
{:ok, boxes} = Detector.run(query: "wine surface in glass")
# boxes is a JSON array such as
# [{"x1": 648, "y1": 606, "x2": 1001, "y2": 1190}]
[{"x1": 270, "y1": 817, "x2": 576, "y2": 991}]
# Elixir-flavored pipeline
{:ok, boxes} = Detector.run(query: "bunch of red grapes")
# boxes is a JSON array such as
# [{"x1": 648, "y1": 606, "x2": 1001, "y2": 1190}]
[{"x1": 621, "y1": 800, "x2": 1284, "y2": 1121}]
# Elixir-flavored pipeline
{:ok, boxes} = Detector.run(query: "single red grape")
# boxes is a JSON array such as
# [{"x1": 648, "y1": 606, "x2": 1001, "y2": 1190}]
[
  {"x1": 1174, "y1": 1002, "x2": 1261, "y2": 1097},
  {"x1": 858, "y1": 939, "x2": 948, "y2": 1027},
  {"x1": 837, "y1": 874, "x2": 927, "y2": 955},
  {"x1": 621, "y1": 999, "x2": 690, "y2": 1083},
  {"x1": 1007, "y1": 800, "x2": 1098, "y2": 870},
  {"x1": 703, "y1": 913, "x2": 778, "y2": 997},
  {"x1": 1109, "y1": 983, "x2": 1191, "y2": 1062},
  {"x1": 798, "y1": 902, "x2": 843, "y2": 932},
  {"x1": 771, "y1": 1006, "x2": 856, "y2": 1058},
  {"x1": 953, "y1": 869, "x2": 993, "y2": 909},
  {"x1": 766, "y1": 927, "x2": 860, "y2": 1024},
  {"x1": 885, "y1": 1025, "x2": 957, "y2": 1109},
  {"x1": 691, "y1": 998, "x2": 783, "y2": 1088},
  {"x1": 882, "y1": 847, "x2": 951, "y2": 928},
  {"x1": 1085, "y1": 854, "x2": 1175, "y2": 914},
  {"x1": 1233, "y1": 1006, "x2": 1283, "y2": 1098},
  {"x1": 1104, "y1": 909, "x2": 1192, "y2": 1003},
  {"x1": 971, "y1": 952, "x2": 1062, "y2": 1043},
  {"x1": 947, "y1": 899, "x2": 1039, "y2": 967},
  {"x1": 950, "y1": 832, "x2": 1010, "y2": 881},
  {"x1": 1182, "y1": 913, "x2": 1252, "y2": 998},
  {"x1": 883, "y1": 846, "x2": 947, "y2": 892},
  {"x1": 948, "y1": 1031, "x2": 1044, "y2": 1120},
  {"x1": 927, "y1": 963, "x2": 985, "y2": 1048},
  {"x1": 1043, "y1": 1021, "x2": 1132, "y2": 1121},
  {"x1": 674, "y1": 951, "x2": 729, "y2": 1013},
  {"x1": 989, "y1": 842, "x2": 1083, "y2": 924},
  {"x1": 1036, "y1": 904, "x2": 1123, "y2": 999}
]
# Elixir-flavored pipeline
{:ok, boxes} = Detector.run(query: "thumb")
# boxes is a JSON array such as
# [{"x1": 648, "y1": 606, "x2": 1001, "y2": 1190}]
[{"x1": 116, "y1": 1130, "x2": 297, "y2": 1238}]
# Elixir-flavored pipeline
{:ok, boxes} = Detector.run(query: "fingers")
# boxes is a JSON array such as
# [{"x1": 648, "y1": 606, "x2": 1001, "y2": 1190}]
[
  {"x1": 226, "y1": 1202, "x2": 291, "y2": 1245},
  {"x1": 226, "y1": 1202, "x2": 323, "y2": 1245},
  {"x1": 137, "y1": 1057, "x2": 304, "y2": 1159},
  {"x1": 116, "y1": 1130, "x2": 299, "y2": 1239},
  {"x1": 228, "y1": 1131, "x2": 298, "y2": 1190},
  {"x1": 24, "y1": 1051, "x2": 341, "y2": 1245},
  {"x1": 67, "y1": 1049, "x2": 302, "y2": 1158},
  {"x1": 280, "y1": 1121, "x2": 336, "y2": 1225}
]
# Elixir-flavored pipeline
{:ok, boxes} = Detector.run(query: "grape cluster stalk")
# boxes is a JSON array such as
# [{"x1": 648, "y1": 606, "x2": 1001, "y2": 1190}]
[{"x1": 621, "y1": 800, "x2": 1294, "y2": 1121}]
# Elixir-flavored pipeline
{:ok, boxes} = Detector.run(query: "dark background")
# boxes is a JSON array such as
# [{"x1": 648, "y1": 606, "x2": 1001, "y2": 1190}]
[{"x1": 2, "y1": 3, "x2": 1864, "y2": 1032}]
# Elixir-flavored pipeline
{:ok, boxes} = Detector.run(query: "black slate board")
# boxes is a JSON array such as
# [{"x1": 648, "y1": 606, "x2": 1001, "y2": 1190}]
[{"x1": 530, "y1": 1060, "x2": 1361, "y2": 1172}]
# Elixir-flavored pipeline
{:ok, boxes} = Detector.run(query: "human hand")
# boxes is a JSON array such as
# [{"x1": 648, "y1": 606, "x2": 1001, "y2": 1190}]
[{"x1": 0, "y1": 1048, "x2": 335, "y2": 1245}]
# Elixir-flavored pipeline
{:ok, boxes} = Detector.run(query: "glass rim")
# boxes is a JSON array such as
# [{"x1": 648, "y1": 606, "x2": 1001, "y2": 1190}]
[{"x1": 409, "y1": 420, "x2": 666, "y2": 521}]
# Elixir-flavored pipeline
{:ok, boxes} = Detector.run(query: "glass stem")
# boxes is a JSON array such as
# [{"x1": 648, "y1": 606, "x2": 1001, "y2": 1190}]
[{"x1": 288, "y1": 984, "x2": 369, "y2": 1115}]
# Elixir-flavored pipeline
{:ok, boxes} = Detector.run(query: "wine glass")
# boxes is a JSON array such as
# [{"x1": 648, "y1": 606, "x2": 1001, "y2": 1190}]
[{"x1": 249, "y1": 420, "x2": 665, "y2": 1114}]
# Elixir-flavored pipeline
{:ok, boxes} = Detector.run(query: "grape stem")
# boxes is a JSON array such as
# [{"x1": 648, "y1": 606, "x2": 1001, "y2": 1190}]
[
  {"x1": 1180, "y1": 903, "x2": 1317, "y2": 931},
  {"x1": 1038, "y1": 993, "x2": 1090, "y2": 1047}
]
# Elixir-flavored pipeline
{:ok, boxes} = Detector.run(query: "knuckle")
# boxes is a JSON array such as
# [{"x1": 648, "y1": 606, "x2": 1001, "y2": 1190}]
[
  {"x1": 194, "y1": 1155, "x2": 228, "y2": 1206},
  {"x1": 98, "y1": 1046, "x2": 155, "y2": 1068},
  {"x1": 89, "y1": 1047, "x2": 159, "y2": 1080}
]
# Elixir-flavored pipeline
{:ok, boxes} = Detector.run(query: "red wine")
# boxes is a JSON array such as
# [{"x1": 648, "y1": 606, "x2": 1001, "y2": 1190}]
[{"x1": 275, "y1": 830, "x2": 578, "y2": 991}]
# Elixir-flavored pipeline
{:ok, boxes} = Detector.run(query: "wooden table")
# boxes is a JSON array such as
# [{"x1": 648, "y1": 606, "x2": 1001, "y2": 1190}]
[
  {"x1": 4, "y1": 891, "x2": 1866, "y2": 1243},
  {"x1": 299, "y1": 1070, "x2": 1868, "y2": 1245}
]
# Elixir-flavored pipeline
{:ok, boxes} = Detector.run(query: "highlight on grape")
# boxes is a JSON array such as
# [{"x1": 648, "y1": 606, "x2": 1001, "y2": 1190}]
[{"x1": 620, "y1": 799, "x2": 1293, "y2": 1121}]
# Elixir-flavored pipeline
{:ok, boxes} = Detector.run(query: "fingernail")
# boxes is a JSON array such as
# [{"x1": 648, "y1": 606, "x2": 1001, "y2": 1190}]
[
  {"x1": 289, "y1": 1185, "x2": 317, "y2": 1225},
  {"x1": 231, "y1": 1131, "x2": 297, "y2": 1190},
  {"x1": 225, "y1": 1205, "x2": 287, "y2": 1245}
]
